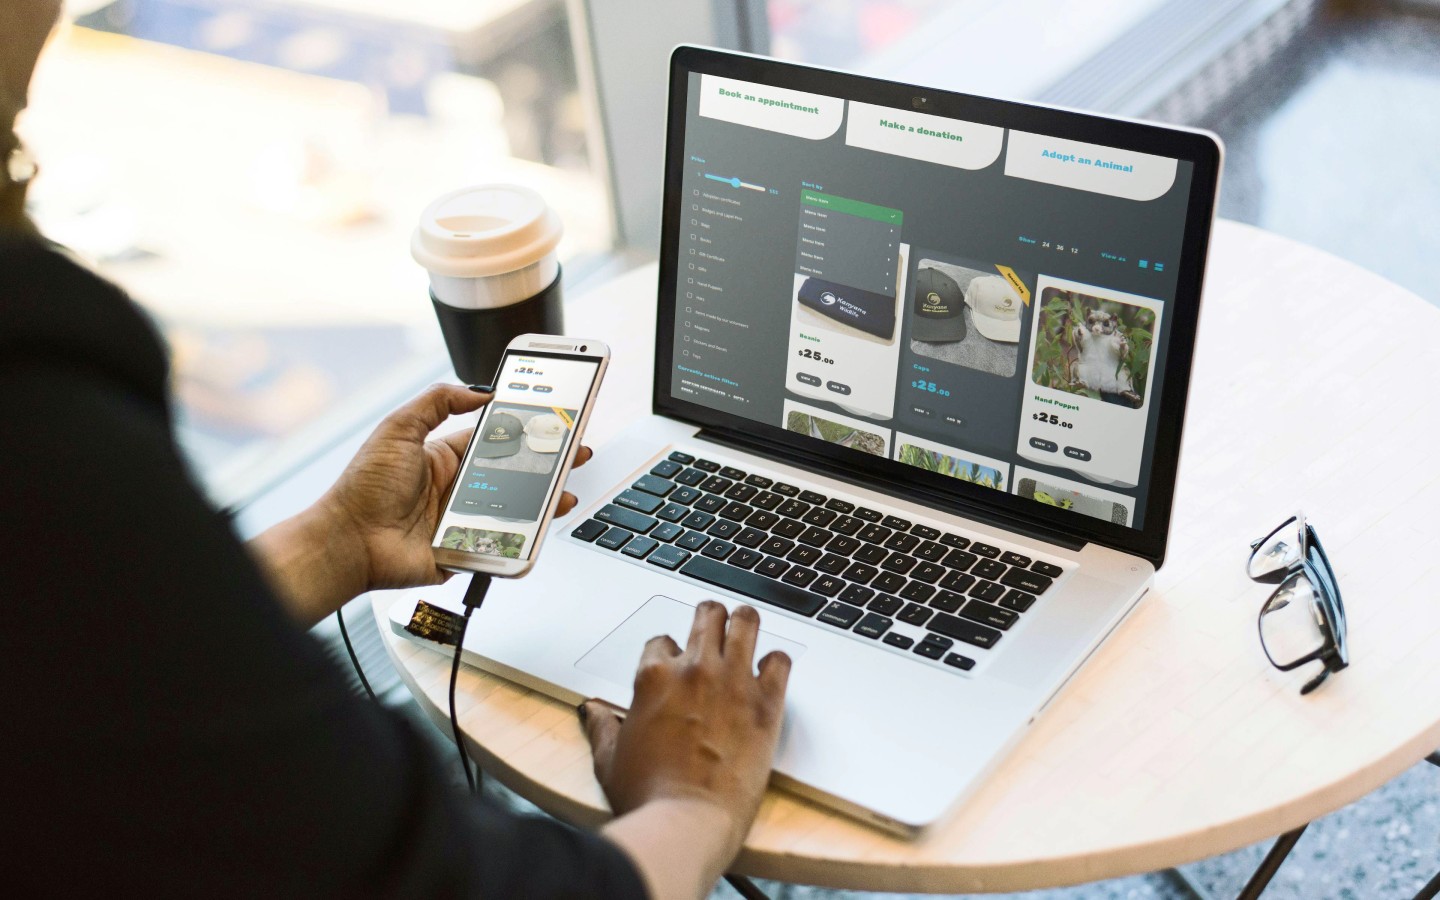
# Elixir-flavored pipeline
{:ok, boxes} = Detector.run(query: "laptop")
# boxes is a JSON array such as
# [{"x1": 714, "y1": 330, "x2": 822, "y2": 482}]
[{"x1": 391, "y1": 45, "x2": 1222, "y2": 837}]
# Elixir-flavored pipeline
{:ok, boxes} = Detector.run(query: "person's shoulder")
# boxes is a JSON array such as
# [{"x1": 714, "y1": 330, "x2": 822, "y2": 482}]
[{"x1": 0, "y1": 232, "x2": 168, "y2": 403}]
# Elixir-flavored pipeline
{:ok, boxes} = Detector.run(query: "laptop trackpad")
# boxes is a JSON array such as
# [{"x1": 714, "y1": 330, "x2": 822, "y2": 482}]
[{"x1": 576, "y1": 595, "x2": 807, "y2": 687}]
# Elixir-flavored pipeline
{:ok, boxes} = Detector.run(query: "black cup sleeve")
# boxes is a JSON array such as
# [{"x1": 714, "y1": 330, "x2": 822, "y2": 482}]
[{"x1": 431, "y1": 270, "x2": 564, "y2": 385}]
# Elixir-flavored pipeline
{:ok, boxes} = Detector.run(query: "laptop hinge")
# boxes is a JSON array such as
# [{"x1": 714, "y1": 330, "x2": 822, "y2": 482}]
[{"x1": 694, "y1": 427, "x2": 1086, "y2": 552}]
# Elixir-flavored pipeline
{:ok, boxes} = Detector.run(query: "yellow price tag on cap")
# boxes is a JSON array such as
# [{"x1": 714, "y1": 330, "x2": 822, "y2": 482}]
[{"x1": 552, "y1": 408, "x2": 574, "y2": 428}]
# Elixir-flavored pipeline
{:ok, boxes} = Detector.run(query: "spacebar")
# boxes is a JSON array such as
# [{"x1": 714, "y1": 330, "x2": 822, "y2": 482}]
[{"x1": 679, "y1": 557, "x2": 826, "y2": 618}]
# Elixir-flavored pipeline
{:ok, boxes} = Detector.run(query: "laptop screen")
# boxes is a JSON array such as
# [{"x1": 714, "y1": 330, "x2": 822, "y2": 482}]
[{"x1": 657, "y1": 50, "x2": 1219, "y2": 561}]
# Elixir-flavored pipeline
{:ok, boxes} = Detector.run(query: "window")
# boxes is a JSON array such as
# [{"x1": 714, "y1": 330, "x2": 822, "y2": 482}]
[
  {"x1": 765, "y1": 0, "x2": 1177, "y2": 100},
  {"x1": 21, "y1": 2, "x2": 610, "y2": 506}
]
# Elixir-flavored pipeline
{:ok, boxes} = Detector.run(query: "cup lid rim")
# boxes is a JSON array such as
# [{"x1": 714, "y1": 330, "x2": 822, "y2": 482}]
[{"x1": 412, "y1": 184, "x2": 563, "y2": 277}]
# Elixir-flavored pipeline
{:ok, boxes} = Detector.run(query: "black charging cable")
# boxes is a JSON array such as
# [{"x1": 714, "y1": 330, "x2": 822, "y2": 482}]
[
  {"x1": 335, "y1": 607, "x2": 379, "y2": 703},
  {"x1": 450, "y1": 574, "x2": 493, "y2": 794}
]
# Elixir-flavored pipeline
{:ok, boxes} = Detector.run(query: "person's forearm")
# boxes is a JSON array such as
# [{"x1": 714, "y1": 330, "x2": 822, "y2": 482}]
[
  {"x1": 601, "y1": 798, "x2": 739, "y2": 900},
  {"x1": 247, "y1": 499, "x2": 369, "y2": 628}
]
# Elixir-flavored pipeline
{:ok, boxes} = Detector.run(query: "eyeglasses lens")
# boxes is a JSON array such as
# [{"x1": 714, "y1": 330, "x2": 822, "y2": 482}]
[
  {"x1": 1248, "y1": 516, "x2": 1303, "y2": 580},
  {"x1": 1259, "y1": 570, "x2": 1328, "y2": 667}
]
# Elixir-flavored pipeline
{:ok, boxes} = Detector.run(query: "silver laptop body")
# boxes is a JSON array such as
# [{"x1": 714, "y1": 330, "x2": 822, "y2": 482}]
[{"x1": 391, "y1": 47, "x2": 1221, "y2": 837}]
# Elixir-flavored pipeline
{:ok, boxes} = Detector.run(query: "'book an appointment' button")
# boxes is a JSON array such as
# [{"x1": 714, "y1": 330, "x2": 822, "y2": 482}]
[
  {"x1": 826, "y1": 381, "x2": 851, "y2": 396},
  {"x1": 1064, "y1": 446, "x2": 1092, "y2": 461},
  {"x1": 1029, "y1": 437, "x2": 1058, "y2": 453}
]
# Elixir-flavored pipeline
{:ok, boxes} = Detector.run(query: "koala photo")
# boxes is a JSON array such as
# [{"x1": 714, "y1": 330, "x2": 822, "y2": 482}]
[
  {"x1": 1031, "y1": 288, "x2": 1156, "y2": 409},
  {"x1": 1070, "y1": 309, "x2": 1142, "y2": 407}
]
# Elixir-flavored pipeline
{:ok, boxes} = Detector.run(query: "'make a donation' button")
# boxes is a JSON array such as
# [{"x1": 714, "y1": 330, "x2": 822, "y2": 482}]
[
  {"x1": 796, "y1": 372, "x2": 822, "y2": 387},
  {"x1": 826, "y1": 381, "x2": 852, "y2": 396},
  {"x1": 1063, "y1": 446, "x2": 1092, "y2": 461},
  {"x1": 1029, "y1": 437, "x2": 1058, "y2": 453}
]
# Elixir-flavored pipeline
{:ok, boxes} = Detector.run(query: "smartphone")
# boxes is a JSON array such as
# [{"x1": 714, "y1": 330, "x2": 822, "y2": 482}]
[{"x1": 432, "y1": 335, "x2": 610, "y2": 578}]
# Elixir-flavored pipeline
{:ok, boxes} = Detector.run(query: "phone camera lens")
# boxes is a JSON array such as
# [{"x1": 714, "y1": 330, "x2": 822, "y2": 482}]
[
  {"x1": 579, "y1": 344, "x2": 588, "y2": 353},
  {"x1": 913, "y1": 97, "x2": 927, "y2": 108}
]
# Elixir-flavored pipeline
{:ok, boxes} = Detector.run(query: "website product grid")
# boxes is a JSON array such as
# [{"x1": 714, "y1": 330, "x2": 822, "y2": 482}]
[{"x1": 670, "y1": 74, "x2": 1196, "y2": 531}]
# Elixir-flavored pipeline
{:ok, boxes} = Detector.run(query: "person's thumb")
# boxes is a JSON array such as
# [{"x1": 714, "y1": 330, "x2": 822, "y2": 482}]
[{"x1": 579, "y1": 699, "x2": 623, "y2": 780}]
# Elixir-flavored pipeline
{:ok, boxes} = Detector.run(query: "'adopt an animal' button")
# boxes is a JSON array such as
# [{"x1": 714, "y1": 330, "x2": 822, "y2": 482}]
[
  {"x1": 1029, "y1": 437, "x2": 1058, "y2": 452},
  {"x1": 1064, "y1": 446, "x2": 1092, "y2": 461}
]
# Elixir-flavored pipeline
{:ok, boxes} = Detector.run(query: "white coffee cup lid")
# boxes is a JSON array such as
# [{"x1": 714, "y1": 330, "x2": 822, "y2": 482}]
[{"x1": 412, "y1": 184, "x2": 563, "y2": 278}]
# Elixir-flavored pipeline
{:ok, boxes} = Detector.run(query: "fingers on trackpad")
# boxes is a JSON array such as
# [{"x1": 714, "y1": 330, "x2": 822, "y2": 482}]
[{"x1": 575, "y1": 595, "x2": 806, "y2": 685}]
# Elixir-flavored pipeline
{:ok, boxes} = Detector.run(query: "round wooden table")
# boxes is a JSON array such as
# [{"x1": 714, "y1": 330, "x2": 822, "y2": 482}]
[{"x1": 374, "y1": 219, "x2": 1440, "y2": 893}]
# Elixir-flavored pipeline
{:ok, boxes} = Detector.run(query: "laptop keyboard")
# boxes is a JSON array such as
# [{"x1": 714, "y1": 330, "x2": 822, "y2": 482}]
[{"x1": 570, "y1": 450, "x2": 1067, "y2": 674}]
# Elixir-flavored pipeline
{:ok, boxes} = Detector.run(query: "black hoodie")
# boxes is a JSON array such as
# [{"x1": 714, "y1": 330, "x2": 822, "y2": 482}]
[{"x1": 0, "y1": 237, "x2": 646, "y2": 899}]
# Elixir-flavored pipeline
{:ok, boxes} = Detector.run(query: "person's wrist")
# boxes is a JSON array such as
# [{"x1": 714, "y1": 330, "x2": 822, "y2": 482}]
[
  {"x1": 602, "y1": 795, "x2": 744, "y2": 899},
  {"x1": 306, "y1": 491, "x2": 374, "y2": 598},
  {"x1": 671, "y1": 795, "x2": 747, "y2": 854},
  {"x1": 633, "y1": 792, "x2": 748, "y2": 860},
  {"x1": 246, "y1": 498, "x2": 370, "y2": 626}
]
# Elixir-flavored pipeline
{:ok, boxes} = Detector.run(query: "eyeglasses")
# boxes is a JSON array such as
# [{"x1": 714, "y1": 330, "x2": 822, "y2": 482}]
[{"x1": 1247, "y1": 513, "x2": 1347, "y2": 695}]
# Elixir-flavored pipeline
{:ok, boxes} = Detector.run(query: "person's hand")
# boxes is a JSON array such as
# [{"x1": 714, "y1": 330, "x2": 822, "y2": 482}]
[
  {"x1": 321, "y1": 383, "x2": 590, "y2": 593},
  {"x1": 250, "y1": 384, "x2": 591, "y2": 626},
  {"x1": 581, "y1": 602, "x2": 792, "y2": 866}
]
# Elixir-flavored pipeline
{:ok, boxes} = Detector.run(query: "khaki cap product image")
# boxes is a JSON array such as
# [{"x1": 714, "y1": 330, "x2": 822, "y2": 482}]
[
  {"x1": 965, "y1": 274, "x2": 1023, "y2": 343},
  {"x1": 524, "y1": 412, "x2": 568, "y2": 454}
]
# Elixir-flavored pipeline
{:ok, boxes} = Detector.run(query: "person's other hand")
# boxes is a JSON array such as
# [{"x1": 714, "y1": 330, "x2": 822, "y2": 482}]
[
  {"x1": 582, "y1": 602, "x2": 792, "y2": 864},
  {"x1": 321, "y1": 383, "x2": 591, "y2": 593}
]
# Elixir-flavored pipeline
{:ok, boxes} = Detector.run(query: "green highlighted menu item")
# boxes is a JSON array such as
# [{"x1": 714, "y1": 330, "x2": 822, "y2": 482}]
[{"x1": 801, "y1": 190, "x2": 903, "y2": 226}]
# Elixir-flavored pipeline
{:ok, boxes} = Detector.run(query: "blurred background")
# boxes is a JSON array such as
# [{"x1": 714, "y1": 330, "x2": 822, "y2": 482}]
[
  {"x1": 18, "y1": 3, "x2": 1440, "y2": 895},
  {"x1": 23, "y1": 0, "x2": 1440, "y2": 508}
]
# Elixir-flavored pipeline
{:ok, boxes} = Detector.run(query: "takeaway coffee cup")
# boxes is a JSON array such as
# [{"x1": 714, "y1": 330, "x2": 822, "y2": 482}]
[{"x1": 411, "y1": 184, "x2": 564, "y2": 384}]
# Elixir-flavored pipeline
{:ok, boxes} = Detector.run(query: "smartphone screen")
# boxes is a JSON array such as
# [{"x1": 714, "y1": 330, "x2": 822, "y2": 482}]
[{"x1": 432, "y1": 350, "x2": 603, "y2": 564}]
